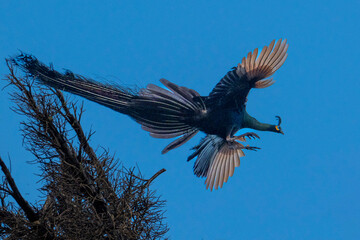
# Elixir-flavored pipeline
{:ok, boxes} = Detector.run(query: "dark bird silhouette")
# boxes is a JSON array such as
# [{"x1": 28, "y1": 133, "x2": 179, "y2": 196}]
[{"x1": 11, "y1": 39, "x2": 288, "y2": 190}]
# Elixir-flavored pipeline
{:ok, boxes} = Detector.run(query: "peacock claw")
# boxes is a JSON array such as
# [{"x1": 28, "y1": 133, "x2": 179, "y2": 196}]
[
  {"x1": 235, "y1": 132, "x2": 260, "y2": 141},
  {"x1": 244, "y1": 146, "x2": 261, "y2": 151}
]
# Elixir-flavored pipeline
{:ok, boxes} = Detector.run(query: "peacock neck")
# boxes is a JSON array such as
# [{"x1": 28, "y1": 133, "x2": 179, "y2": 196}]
[{"x1": 243, "y1": 111, "x2": 275, "y2": 132}]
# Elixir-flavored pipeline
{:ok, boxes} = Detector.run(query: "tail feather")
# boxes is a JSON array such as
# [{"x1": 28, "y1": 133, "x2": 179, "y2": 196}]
[
  {"x1": 161, "y1": 129, "x2": 199, "y2": 154},
  {"x1": 140, "y1": 83, "x2": 201, "y2": 112},
  {"x1": 131, "y1": 78, "x2": 206, "y2": 151},
  {"x1": 141, "y1": 84, "x2": 188, "y2": 108},
  {"x1": 147, "y1": 127, "x2": 193, "y2": 135},
  {"x1": 12, "y1": 53, "x2": 205, "y2": 153},
  {"x1": 149, "y1": 128, "x2": 194, "y2": 139},
  {"x1": 188, "y1": 135, "x2": 247, "y2": 191},
  {"x1": 11, "y1": 54, "x2": 135, "y2": 114},
  {"x1": 159, "y1": 79, "x2": 203, "y2": 111}
]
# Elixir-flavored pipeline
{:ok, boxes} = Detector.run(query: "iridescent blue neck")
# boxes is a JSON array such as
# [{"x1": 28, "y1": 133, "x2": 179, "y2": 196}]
[{"x1": 243, "y1": 111, "x2": 277, "y2": 132}]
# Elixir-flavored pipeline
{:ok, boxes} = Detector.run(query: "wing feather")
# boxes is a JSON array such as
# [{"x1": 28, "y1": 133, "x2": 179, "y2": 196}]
[
  {"x1": 254, "y1": 46, "x2": 268, "y2": 72},
  {"x1": 267, "y1": 39, "x2": 284, "y2": 70},
  {"x1": 214, "y1": 152, "x2": 226, "y2": 190},
  {"x1": 206, "y1": 153, "x2": 221, "y2": 190},
  {"x1": 161, "y1": 130, "x2": 199, "y2": 154},
  {"x1": 235, "y1": 149, "x2": 243, "y2": 167},
  {"x1": 268, "y1": 40, "x2": 288, "y2": 72},
  {"x1": 258, "y1": 40, "x2": 276, "y2": 73},
  {"x1": 272, "y1": 43, "x2": 288, "y2": 71},
  {"x1": 191, "y1": 135, "x2": 256, "y2": 190},
  {"x1": 207, "y1": 39, "x2": 288, "y2": 108},
  {"x1": 229, "y1": 151, "x2": 235, "y2": 177},
  {"x1": 224, "y1": 148, "x2": 230, "y2": 183}
]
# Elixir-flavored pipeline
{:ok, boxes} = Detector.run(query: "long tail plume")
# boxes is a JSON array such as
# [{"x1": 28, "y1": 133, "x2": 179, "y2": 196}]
[
  {"x1": 11, "y1": 54, "x2": 206, "y2": 153},
  {"x1": 11, "y1": 54, "x2": 135, "y2": 114}
]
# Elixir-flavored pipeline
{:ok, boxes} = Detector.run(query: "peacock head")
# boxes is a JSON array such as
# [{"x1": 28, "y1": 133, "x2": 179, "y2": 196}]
[{"x1": 274, "y1": 116, "x2": 284, "y2": 134}]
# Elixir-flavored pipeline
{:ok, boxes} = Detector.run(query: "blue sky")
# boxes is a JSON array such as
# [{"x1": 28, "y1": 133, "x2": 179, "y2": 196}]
[{"x1": 1, "y1": 0, "x2": 359, "y2": 239}]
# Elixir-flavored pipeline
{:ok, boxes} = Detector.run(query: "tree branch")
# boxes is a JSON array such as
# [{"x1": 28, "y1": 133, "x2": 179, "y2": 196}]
[
  {"x1": 0, "y1": 156, "x2": 38, "y2": 222},
  {"x1": 1, "y1": 56, "x2": 169, "y2": 239},
  {"x1": 145, "y1": 168, "x2": 167, "y2": 188}
]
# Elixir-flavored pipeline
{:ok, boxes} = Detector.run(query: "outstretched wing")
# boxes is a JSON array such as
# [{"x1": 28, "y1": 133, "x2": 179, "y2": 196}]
[
  {"x1": 188, "y1": 135, "x2": 250, "y2": 191},
  {"x1": 206, "y1": 39, "x2": 288, "y2": 108}
]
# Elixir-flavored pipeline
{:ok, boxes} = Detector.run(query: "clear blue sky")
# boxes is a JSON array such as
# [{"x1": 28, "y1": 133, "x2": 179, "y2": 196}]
[{"x1": 1, "y1": 1, "x2": 359, "y2": 239}]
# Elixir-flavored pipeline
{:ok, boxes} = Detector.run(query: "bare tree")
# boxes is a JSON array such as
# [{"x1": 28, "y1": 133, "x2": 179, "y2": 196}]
[{"x1": 0, "y1": 60, "x2": 169, "y2": 239}]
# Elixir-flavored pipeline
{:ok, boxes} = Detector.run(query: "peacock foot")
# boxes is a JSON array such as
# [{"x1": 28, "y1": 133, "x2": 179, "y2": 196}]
[
  {"x1": 244, "y1": 145, "x2": 261, "y2": 151},
  {"x1": 234, "y1": 132, "x2": 260, "y2": 141}
]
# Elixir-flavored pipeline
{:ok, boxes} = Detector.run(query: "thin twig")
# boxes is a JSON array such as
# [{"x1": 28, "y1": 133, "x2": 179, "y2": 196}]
[{"x1": 145, "y1": 168, "x2": 167, "y2": 188}]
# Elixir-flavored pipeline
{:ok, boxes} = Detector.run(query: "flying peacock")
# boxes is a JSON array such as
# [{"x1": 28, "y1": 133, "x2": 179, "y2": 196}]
[{"x1": 11, "y1": 39, "x2": 288, "y2": 190}]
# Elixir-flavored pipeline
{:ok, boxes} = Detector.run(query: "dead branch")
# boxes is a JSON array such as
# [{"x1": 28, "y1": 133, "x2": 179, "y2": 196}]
[{"x1": 0, "y1": 157, "x2": 38, "y2": 222}]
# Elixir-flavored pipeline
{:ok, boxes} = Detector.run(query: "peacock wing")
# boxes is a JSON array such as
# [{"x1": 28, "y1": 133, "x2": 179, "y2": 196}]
[
  {"x1": 206, "y1": 39, "x2": 288, "y2": 108},
  {"x1": 188, "y1": 135, "x2": 248, "y2": 191}
]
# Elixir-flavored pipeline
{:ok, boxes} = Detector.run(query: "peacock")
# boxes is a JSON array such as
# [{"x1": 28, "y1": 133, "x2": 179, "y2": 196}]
[{"x1": 11, "y1": 39, "x2": 288, "y2": 190}]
